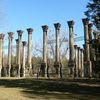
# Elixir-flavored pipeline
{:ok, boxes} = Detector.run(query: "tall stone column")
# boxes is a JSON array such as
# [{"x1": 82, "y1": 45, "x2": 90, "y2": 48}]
[
  {"x1": 82, "y1": 18, "x2": 92, "y2": 78},
  {"x1": 0, "y1": 34, "x2": 5, "y2": 76},
  {"x1": 41, "y1": 25, "x2": 48, "y2": 77},
  {"x1": 54, "y1": 23, "x2": 61, "y2": 76},
  {"x1": 82, "y1": 18, "x2": 90, "y2": 61},
  {"x1": 17, "y1": 30, "x2": 23, "y2": 77},
  {"x1": 74, "y1": 45, "x2": 78, "y2": 78},
  {"x1": 88, "y1": 23, "x2": 93, "y2": 77},
  {"x1": 27, "y1": 28, "x2": 33, "y2": 72},
  {"x1": 8, "y1": 32, "x2": 13, "y2": 77},
  {"x1": 80, "y1": 48, "x2": 84, "y2": 78},
  {"x1": 21, "y1": 41, "x2": 27, "y2": 77},
  {"x1": 67, "y1": 20, "x2": 75, "y2": 77},
  {"x1": 77, "y1": 47, "x2": 81, "y2": 77},
  {"x1": 15, "y1": 39, "x2": 18, "y2": 64}
]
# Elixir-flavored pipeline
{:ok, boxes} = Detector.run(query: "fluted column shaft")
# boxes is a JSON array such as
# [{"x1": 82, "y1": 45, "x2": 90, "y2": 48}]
[
  {"x1": 42, "y1": 25, "x2": 48, "y2": 63},
  {"x1": 27, "y1": 28, "x2": 33, "y2": 68},
  {"x1": 77, "y1": 47, "x2": 81, "y2": 77},
  {"x1": 67, "y1": 20, "x2": 75, "y2": 77},
  {"x1": 80, "y1": 48, "x2": 84, "y2": 78},
  {"x1": 74, "y1": 45, "x2": 78, "y2": 77},
  {"x1": 0, "y1": 34, "x2": 4, "y2": 76},
  {"x1": 17, "y1": 30, "x2": 23, "y2": 77},
  {"x1": 82, "y1": 18, "x2": 90, "y2": 61},
  {"x1": 16, "y1": 39, "x2": 18, "y2": 64},
  {"x1": 8, "y1": 32, "x2": 13, "y2": 77},
  {"x1": 68, "y1": 20, "x2": 75, "y2": 62},
  {"x1": 22, "y1": 41, "x2": 27, "y2": 77},
  {"x1": 54, "y1": 23, "x2": 61, "y2": 63},
  {"x1": 41, "y1": 25, "x2": 48, "y2": 77}
]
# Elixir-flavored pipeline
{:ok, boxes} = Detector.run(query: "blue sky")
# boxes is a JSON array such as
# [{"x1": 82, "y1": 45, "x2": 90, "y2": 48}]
[{"x1": 0, "y1": 0, "x2": 89, "y2": 48}]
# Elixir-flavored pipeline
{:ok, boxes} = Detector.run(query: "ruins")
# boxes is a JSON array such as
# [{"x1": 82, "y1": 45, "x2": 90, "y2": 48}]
[{"x1": 0, "y1": 19, "x2": 100, "y2": 78}]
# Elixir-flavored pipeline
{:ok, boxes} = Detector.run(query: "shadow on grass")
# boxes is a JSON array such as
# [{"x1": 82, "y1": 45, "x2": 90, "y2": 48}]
[{"x1": 0, "y1": 78, "x2": 100, "y2": 99}]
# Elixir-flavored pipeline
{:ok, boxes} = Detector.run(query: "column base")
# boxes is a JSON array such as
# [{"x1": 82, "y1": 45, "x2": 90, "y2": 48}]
[
  {"x1": 68, "y1": 61, "x2": 75, "y2": 78},
  {"x1": 1, "y1": 67, "x2": 7, "y2": 77},
  {"x1": 54, "y1": 62, "x2": 60, "y2": 74},
  {"x1": 10, "y1": 65, "x2": 15, "y2": 77},
  {"x1": 20, "y1": 66, "x2": 25, "y2": 77},
  {"x1": 41, "y1": 62, "x2": 46, "y2": 77},
  {"x1": 84, "y1": 61, "x2": 92, "y2": 78}
]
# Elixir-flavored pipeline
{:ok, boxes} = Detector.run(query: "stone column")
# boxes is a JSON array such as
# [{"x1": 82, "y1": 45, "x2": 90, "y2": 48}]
[
  {"x1": 67, "y1": 20, "x2": 75, "y2": 77},
  {"x1": 21, "y1": 41, "x2": 27, "y2": 77},
  {"x1": 82, "y1": 18, "x2": 92, "y2": 78},
  {"x1": 82, "y1": 18, "x2": 90, "y2": 61},
  {"x1": 80, "y1": 48, "x2": 84, "y2": 78},
  {"x1": 74, "y1": 45, "x2": 78, "y2": 78},
  {"x1": 17, "y1": 30, "x2": 23, "y2": 77},
  {"x1": 0, "y1": 34, "x2": 5, "y2": 76},
  {"x1": 27, "y1": 28, "x2": 33, "y2": 71},
  {"x1": 88, "y1": 23, "x2": 93, "y2": 77},
  {"x1": 41, "y1": 25, "x2": 48, "y2": 77},
  {"x1": 8, "y1": 32, "x2": 13, "y2": 77},
  {"x1": 54, "y1": 23, "x2": 61, "y2": 76},
  {"x1": 15, "y1": 39, "x2": 18, "y2": 64},
  {"x1": 77, "y1": 47, "x2": 81, "y2": 77}
]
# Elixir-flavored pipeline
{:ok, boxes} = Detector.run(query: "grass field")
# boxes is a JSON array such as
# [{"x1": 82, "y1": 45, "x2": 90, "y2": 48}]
[{"x1": 0, "y1": 78, "x2": 100, "y2": 100}]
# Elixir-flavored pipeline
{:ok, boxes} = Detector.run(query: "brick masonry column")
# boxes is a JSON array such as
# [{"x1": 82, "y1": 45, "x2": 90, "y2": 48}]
[
  {"x1": 80, "y1": 48, "x2": 84, "y2": 78},
  {"x1": 67, "y1": 20, "x2": 75, "y2": 77},
  {"x1": 8, "y1": 32, "x2": 13, "y2": 77},
  {"x1": 82, "y1": 18, "x2": 92, "y2": 78},
  {"x1": 21, "y1": 41, "x2": 27, "y2": 77},
  {"x1": 74, "y1": 45, "x2": 78, "y2": 78},
  {"x1": 27, "y1": 28, "x2": 33, "y2": 75},
  {"x1": 17, "y1": 30, "x2": 23, "y2": 77},
  {"x1": 54, "y1": 23, "x2": 61, "y2": 78},
  {"x1": 41, "y1": 25, "x2": 48, "y2": 77},
  {"x1": 0, "y1": 34, "x2": 5, "y2": 76}
]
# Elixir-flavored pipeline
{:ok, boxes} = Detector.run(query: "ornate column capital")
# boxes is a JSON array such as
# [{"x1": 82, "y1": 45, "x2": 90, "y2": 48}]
[
  {"x1": 17, "y1": 30, "x2": 23, "y2": 36},
  {"x1": 82, "y1": 18, "x2": 89, "y2": 25},
  {"x1": 74, "y1": 45, "x2": 77, "y2": 49},
  {"x1": 80, "y1": 48, "x2": 83, "y2": 52},
  {"x1": 77, "y1": 47, "x2": 80, "y2": 50},
  {"x1": 0, "y1": 34, "x2": 4, "y2": 39},
  {"x1": 27, "y1": 28, "x2": 33, "y2": 34},
  {"x1": 88, "y1": 23, "x2": 93, "y2": 28},
  {"x1": 67, "y1": 20, "x2": 74, "y2": 28},
  {"x1": 42, "y1": 25, "x2": 48, "y2": 32},
  {"x1": 54, "y1": 23, "x2": 61, "y2": 30},
  {"x1": 22, "y1": 41, "x2": 27, "y2": 46},
  {"x1": 8, "y1": 32, "x2": 13, "y2": 38}
]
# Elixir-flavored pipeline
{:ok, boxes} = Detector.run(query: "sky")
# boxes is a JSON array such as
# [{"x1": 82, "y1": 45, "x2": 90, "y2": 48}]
[{"x1": 0, "y1": 0, "x2": 89, "y2": 50}]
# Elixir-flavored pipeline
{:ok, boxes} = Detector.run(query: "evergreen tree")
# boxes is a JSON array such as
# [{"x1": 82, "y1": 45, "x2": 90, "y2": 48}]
[{"x1": 85, "y1": 0, "x2": 100, "y2": 30}]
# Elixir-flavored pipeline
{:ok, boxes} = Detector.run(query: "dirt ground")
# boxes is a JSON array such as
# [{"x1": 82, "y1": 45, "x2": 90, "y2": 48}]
[{"x1": 0, "y1": 78, "x2": 100, "y2": 100}]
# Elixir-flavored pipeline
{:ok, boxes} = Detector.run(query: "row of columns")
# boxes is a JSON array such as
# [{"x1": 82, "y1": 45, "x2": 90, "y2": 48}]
[
  {"x1": 0, "y1": 18, "x2": 94, "y2": 78},
  {"x1": 0, "y1": 28, "x2": 33, "y2": 77}
]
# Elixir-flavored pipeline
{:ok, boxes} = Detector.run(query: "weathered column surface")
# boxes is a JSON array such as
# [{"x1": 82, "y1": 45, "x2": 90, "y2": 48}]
[
  {"x1": 77, "y1": 47, "x2": 81, "y2": 77},
  {"x1": 8, "y1": 32, "x2": 13, "y2": 77},
  {"x1": 54, "y1": 23, "x2": 61, "y2": 76},
  {"x1": 17, "y1": 30, "x2": 23, "y2": 77},
  {"x1": 41, "y1": 25, "x2": 48, "y2": 77},
  {"x1": 16, "y1": 39, "x2": 18, "y2": 64},
  {"x1": 21, "y1": 41, "x2": 27, "y2": 77},
  {"x1": 82, "y1": 18, "x2": 90, "y2": 61},
  {"x1": 82, "y1": 18, "x2": 92, "y2": 78},
  {"x1": 0, "y1": 34, "x2": 5, "y2": 76},
  {"x1": 80, "y1": 48, "x2": 84, "y2": 78},
  {"x1": 74, "y1": 45, "x2": 78, "y2": 77},
  {"x1": 67, "y1": 20, "x2": 75, "y2": 77},
  {"x1": 27, "y1": 28, "x2": 33, "y2": 69}
]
